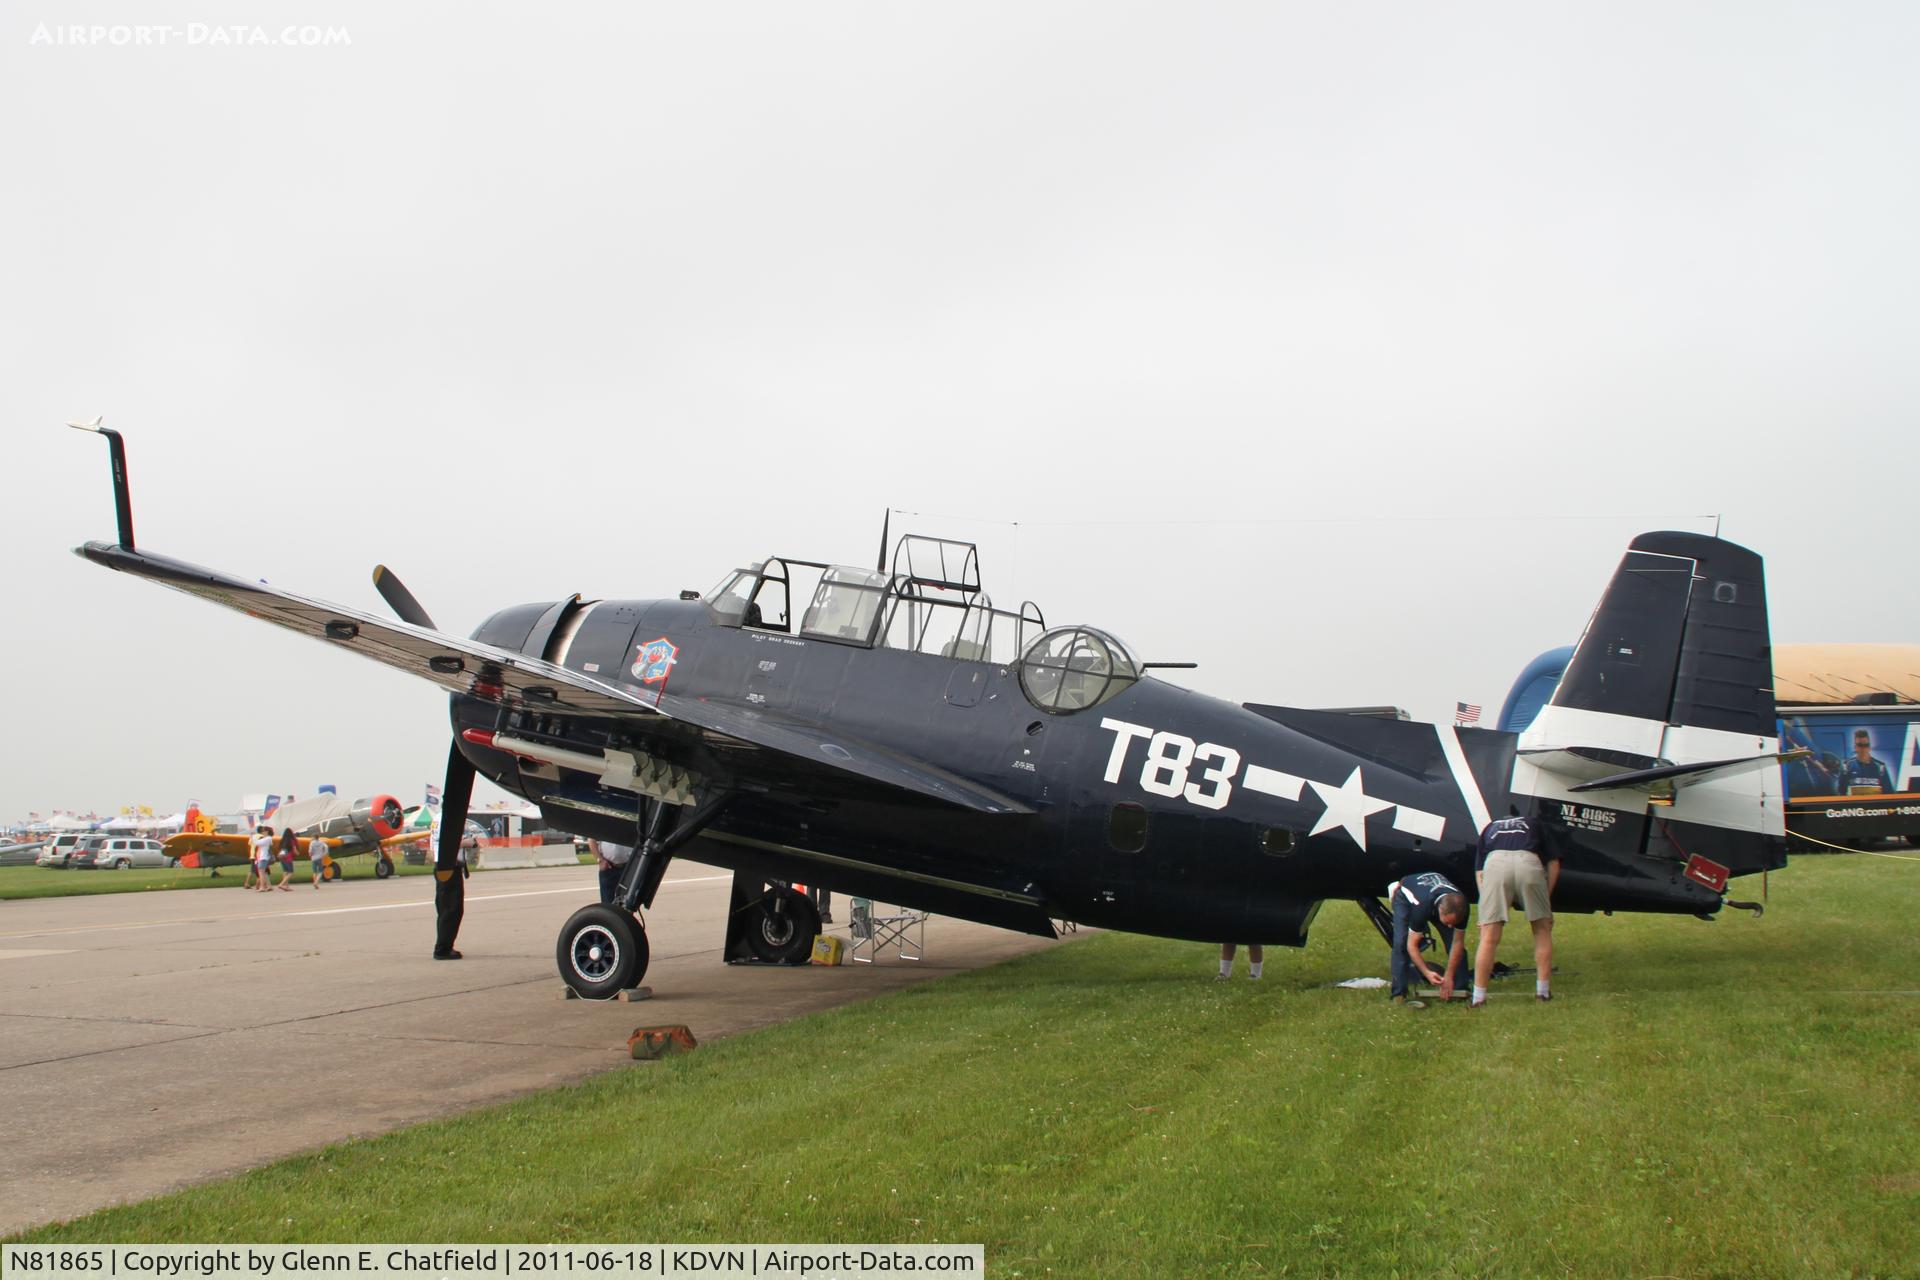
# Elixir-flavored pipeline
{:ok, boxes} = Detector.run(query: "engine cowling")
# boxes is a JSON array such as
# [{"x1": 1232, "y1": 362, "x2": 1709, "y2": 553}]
[{"x1": 352, "y1": 794, "x2": 406, "y2": 840}]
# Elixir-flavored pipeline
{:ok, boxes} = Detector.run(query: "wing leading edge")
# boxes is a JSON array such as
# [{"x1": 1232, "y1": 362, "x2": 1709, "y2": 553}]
[{"x1": 77, "y1": 542, "x2": 1029, "y2": 815}]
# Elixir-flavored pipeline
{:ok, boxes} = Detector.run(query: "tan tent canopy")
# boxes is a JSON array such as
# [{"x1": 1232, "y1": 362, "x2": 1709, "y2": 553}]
[{"x1": 1773, "y1": 644, "x2": 1920, "y2": 705}]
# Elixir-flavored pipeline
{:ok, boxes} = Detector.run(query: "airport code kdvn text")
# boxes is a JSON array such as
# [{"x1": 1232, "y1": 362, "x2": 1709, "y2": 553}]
[{"x1": 2, "y1": 1247, "x2": 983, "y2": 1280}]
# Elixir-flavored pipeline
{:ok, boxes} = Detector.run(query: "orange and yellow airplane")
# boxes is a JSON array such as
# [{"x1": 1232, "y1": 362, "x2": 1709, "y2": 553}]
[{"x1": 166, "y1": 793, "x2": 430, "y2": 880}]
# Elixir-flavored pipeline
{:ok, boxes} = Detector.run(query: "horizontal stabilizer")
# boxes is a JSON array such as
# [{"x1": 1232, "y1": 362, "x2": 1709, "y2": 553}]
[
  {"x1": 1517, "y1": 746, "x2": 1663, "y2": 784},
  {"x1": 1569, "y1": 749, "x2": 1809, "y2": 795}
]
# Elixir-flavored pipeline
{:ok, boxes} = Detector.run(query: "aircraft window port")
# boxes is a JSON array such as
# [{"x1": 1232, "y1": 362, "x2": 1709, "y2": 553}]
[
  {"x1": 1108, "y1": 802, "x2": 1149, "y2": 853},
  {"x1": 1019, "y1": 626, "x2": 1140, "y2": 714},
  {"x1": 1261, "y1": 827, "x2": 1296, "y2": 857}
]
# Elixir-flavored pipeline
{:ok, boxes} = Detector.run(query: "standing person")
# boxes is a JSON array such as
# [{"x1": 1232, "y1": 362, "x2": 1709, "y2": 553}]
[
  {"x1": 1472, "y1": 810, "x2": 1560, "y2": 1006},
  {"x1": 249, "y1": 826, "x2": 275, "y2": 893},
  {"x1": 1388, "y1": 872, "x2": 1468, "y2": 1007},
  {"x1": 595, "y1": 839, "x2": 634, "y2": 904},
  {"x1": 1217, "y1": 943, "x2": 1263, "y2": 980},
  {"x1": 308, "y1": 834, "x2": 328, "y2": 888},
  {"x1": 433, "y1": 830, "x2": 469, "y2": 960},
  {"x1": 273, "y1": 826, "x2": 298, "y2": 891}
]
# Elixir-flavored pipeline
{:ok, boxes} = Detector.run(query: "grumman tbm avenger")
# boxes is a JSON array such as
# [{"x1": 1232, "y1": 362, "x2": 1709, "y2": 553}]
[{"x1": 70, "y1": 423, "x2": 1787, "y2": 996}]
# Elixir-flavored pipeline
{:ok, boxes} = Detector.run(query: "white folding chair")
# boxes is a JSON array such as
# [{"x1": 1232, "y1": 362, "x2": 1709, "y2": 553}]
[{"x1": 847, "y1": 897, "x2": 926, "y2": 963}]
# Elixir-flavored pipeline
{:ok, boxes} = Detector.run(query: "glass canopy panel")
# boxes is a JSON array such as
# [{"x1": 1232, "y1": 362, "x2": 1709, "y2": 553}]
[
  {"x1": 1018, "y1": 626, "x2": 1141, "y2": 713},
  {"x1": 801, "y1": 566, "x2": 892, "y2": 645}
]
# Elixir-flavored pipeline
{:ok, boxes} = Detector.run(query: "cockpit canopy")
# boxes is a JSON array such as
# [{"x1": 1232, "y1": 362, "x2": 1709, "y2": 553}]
[
  {"x1": 706, "y1": 562, "x2": 891, "y2": 646},
  {"x1": 801, "y1": 566, "x2": 891, "y2": 644},
  {"x1": 702, "y1": 536, "x2": 1141, "y2": 713},
  {"x1": 1017, "y1": 626, "x2": 1141, "y2": 714}
]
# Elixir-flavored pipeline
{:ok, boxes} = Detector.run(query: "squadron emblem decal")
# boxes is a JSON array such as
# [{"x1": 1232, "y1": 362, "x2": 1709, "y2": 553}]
[{"x1": 631, "y1": 637, "x2": 679, "y2": 684}]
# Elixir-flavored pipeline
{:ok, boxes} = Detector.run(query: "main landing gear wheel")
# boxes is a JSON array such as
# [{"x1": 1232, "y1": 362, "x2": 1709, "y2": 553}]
[
  {"x1": 556, "y1": 903, "x2": 649, "y2": 999},
  {"x1": 324, "y1": 861, "x2": 342, "y2": 881},
  {"x1": 746, "y1": 886, "x2": 821, "y2": 965},
  {"x1": 374, "y1": 856, "x2": 394, "y2": 879}
]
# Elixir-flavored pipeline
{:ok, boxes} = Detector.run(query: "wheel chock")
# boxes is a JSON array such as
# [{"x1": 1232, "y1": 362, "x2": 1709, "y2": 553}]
[{"x1": 559, "y1": 985, "x2": 653, "y2": 1002}]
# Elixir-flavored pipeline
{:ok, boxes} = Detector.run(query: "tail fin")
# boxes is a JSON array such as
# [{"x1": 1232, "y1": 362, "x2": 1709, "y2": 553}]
[{"x1": 1514, "y1": 532, "x2": 1786, "y2": 892}]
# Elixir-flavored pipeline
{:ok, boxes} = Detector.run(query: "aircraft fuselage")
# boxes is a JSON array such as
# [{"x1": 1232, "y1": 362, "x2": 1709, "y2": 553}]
[{"x1": 452, "y1": 598, "x2": 1722, "y2": 947}]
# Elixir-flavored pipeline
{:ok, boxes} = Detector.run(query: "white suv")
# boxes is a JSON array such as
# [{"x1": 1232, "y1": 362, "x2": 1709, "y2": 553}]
[
  {"x1": 88, "y1": 837, "x2": 175, "y2": 870},
  {"x1": 37, "y1": 834, "x2": 88, "y2": 867}
]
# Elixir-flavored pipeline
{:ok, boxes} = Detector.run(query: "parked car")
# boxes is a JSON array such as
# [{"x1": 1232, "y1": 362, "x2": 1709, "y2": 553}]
[
  {"x1": 36, "y1": 833, "x2": 89, "y2": 867},
  {"x1": 66, "y1": 835, "x2": 114, "y2": 869},
  {"x1": 89, "y1": 837, "x2": 175, "y2": 870}
]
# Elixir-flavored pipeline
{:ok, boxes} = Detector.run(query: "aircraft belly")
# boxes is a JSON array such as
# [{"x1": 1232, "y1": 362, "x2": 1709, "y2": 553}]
[{"x1": 677, "y1": 833, "x2": 1057, "y2": 937}]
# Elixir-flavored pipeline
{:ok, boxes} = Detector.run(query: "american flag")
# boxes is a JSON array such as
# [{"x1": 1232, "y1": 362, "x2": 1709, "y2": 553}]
[
  {"x1": 425, "y1": 783, "x2": 442, "y2": 809},
  {"x1": 1454, "y1": 701, "x2": 1483, "y2": 726}
]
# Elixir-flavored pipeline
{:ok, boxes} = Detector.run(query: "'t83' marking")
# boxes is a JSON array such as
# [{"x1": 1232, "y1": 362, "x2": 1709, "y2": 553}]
[{"x1": 1100, "y1": 718, "x2": 1240, "y2": 811}]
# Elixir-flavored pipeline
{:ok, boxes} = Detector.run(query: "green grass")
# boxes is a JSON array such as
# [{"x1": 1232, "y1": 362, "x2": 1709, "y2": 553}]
[
  {"x1": 0, "y1": 855, "x2": 477, "y2": 899},
  {"x1": 13, "y1": 856, "x2": 1919, "y2": 1277},
  {"x1": 0, "y1": 850, "x2": 594, "y2": 899}
]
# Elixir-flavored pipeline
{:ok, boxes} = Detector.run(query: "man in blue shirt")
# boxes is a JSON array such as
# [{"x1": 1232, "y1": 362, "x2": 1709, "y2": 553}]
[
  {"x1": 1837, "y1": 730, "x2": 1895, "y2": 794},
  {"x1": 1388, "y1": 871, "x2": 1469, "y2": 1007},
  {"x1": 1473, "y1": 811, "x2": 1560, "y2": 1005}
]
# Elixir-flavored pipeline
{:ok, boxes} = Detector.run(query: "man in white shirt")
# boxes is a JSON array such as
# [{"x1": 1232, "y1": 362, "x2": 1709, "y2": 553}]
[
  {"x1": 249, "y1": 826, "x2": 275, "y2": 893},
  {"x1": 595, "y1": 839, "x2": 634, "y2": 903},
  {"x1": 309, "y1": 835, "x2": 328, "y2": 888}
]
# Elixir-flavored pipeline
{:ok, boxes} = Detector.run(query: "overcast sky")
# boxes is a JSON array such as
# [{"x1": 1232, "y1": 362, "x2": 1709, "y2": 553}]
[{"x1": 4, "y1": 2, "x2": 1916, "y2": 820}]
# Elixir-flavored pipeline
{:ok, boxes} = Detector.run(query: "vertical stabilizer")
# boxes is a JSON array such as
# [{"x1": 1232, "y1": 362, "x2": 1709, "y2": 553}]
[{"x1": 1514, "y1": 532, "x2": 1785, "y2": 893}]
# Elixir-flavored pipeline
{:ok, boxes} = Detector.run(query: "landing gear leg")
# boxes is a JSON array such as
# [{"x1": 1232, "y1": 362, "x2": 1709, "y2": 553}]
[{"x1": 553, "y1": 789, "x2": 731, "y2": 998}]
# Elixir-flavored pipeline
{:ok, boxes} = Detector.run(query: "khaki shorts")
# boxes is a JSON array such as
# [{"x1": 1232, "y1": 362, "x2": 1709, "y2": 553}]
[{"x1": 1478, "y1": 849, "x2": 1552, "y2": 924}]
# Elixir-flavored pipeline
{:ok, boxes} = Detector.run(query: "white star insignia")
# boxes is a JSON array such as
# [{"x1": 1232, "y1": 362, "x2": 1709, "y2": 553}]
[{"x1": 1307, "y1": 767, "x2": 1394, "y2": 851}]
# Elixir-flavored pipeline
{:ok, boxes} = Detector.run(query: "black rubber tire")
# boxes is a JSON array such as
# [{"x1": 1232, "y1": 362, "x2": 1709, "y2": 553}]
[
  {"x1": 374, "y1": 856, "x2": 394, "y2": 879},
  {"x1": 556, "y1": 903, "x2": 648, "y2": 998},
  {"x1": 324, "y1": 861, "x2": 342, "y2": 881},
  {"x1": 745, "y1": 886, "x2": 821, "y2": 965}
]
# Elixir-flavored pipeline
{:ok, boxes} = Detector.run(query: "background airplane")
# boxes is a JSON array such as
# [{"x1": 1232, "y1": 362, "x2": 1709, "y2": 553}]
[{"x1": 165, "y1": 792, "x2": 427, "y2": 879}]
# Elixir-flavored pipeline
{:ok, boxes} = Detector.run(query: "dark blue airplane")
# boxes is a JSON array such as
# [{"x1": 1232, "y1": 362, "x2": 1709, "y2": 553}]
[{"x1": 71, "y1": 423, "x2": 1788, "y2": 996}]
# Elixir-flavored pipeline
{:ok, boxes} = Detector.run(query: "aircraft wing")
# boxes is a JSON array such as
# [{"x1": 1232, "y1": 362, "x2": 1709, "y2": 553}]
[
  {"x1": 162, "y1": 832, "x2": 253, "y2": 868},
  {"x1": 79, "y1": 542, "x2": 1030, "y2": 815}
]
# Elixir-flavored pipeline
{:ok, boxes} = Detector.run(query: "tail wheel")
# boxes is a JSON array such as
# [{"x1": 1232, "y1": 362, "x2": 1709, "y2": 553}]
[
  {"x1": 374, "y1": 856, "x2": 394, "y2": 880},
  {"x1": 746, "y1": 885, "x2": 821, "y2": 965},
  {"x1": 556, "y1": 903, "x2": 648, "y2": 999}
]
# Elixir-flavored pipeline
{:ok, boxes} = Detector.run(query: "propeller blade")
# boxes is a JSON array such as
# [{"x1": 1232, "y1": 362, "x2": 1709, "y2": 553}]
[
  {"x1": 372, "y1": 564, "x2": 436, "y2": 630},
  {"x1": 435, "y1": 741, "x2": 476, "y2": 872}
]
